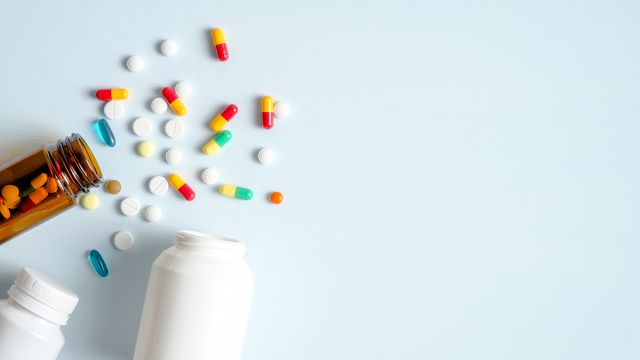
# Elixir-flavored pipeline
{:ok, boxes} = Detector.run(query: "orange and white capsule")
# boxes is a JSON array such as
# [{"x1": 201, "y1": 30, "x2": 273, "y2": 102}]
[
  {"x1": 96, "y1": 88, "x2": 129, "y2": 101},
  {"x1": 262, "y1": 96, "x2": 274, "y2": 129},
  {"x1": 211, "y1": 28, "x2": 229, "y2": 61},
  {"x1": 162, "y1": 87, "x2": 187, "y2": 116}
]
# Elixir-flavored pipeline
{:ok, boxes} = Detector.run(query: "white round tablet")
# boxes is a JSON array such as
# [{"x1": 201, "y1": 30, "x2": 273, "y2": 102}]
[
  {"x1": 144, "y1": 206, "x2": 162, "y2": 222},
  {"x1": 104, "y1": 101, "x2": 124, "y2": 120},
  {"x1": 164, "y1": 119, "x2": 185, "y2": 138},
  {"x1": 113, "y1": 231, "x2": 134, "y2": 251},
  {"x1": 274, "y1": 102, "x2": 290, "y2": 119},
  {"x1": 120, "y1": 197, "x2": 140, "y2": 216},
  {"x1": 174, "y1": 81, "x2": 192, "y2": 99},
  {"x1": 165, "y1": 148, "x2": 183, "y2": 166},
  {"x1": 151, "y1": 97, "x2": 168, "y2": 114},
  {"x1": 257, "y1": 147, "x2": 275, "y2": 165},
  {"x1": 148, "y1": 176, "x2": 168, "y2": 195},
  {"x1": 132, "y1": 117, "x2": 152, "y2": 137},
  {"x1": 126, "y1": 55, "x2": 144, "y2": 72},
  {"x1": 160, "y1": 39, "x2": 177, "y2": 56},
  {"x1": 201, "y1": 168, "x2": 219, "y2": 185}
]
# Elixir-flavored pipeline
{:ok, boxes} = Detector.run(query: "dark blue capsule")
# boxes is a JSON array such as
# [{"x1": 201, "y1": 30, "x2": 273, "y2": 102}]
[
  {"x1": 88, "y1": 249, "x2": 109, "y2": 277},
  {"x1": 93, "y1": 118, "x2": 116, "y2": 147}
]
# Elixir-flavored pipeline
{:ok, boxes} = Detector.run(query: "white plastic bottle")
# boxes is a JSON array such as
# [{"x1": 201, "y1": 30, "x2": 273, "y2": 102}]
[
  {"x1": 134, "y1": 230, "x2": 255, "y2": 360},
  {"x1": 0, "y1": 267, "x2": 79, "y2": 360}
]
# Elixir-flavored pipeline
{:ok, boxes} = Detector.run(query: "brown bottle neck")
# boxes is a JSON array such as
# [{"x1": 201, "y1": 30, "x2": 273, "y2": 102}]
[{"x1": 46, "y1": 134, "x2": 103, "y2": 199}]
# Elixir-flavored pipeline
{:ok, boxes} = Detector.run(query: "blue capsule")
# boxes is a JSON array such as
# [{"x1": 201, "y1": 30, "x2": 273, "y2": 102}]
[
  {"x1": 93, "y1": 118, "x2": 116, "y2": 147},
  {"x1": 88, "y1": 249, "x2": 109, "y2": 277}
]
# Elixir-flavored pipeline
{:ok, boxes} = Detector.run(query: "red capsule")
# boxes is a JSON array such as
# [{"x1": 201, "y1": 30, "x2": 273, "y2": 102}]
[{"x1": 261, "y1": 96, "x2": 274, "y2": 130}]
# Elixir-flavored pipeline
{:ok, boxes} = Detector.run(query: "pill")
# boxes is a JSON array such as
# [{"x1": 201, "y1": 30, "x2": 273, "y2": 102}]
[
  {"x1": 96, "y1": 88, "x2": 129, "y2": 101},
  {"x1": 168, "y1": 174, "x2": 196, "y2": 201},
  {"x1": 219, "y1": 184, "x2": 253, "y2": 200},
  {"x1": 120, "y1": 197, "x2": 141, "y2": 216},
  {"x1": 105, "y1": 180, "x2": 121, "y2": 194},
  {"x1": 162, "y1": 87, "x2": 187, "y2": 116},
  {"x1": 104, "y1": 101, "x2": 125, "y2": 120},
  {"x1": 113, "y1": 231, "x2": 134, "y2": 251},
  {"x1": 201, "y1": 168, "x2": 219, "y2": 185},
  {"x1": 262, "y1": 96, "x2": 274, "y2": 129},
  {"x1": 203, "y1": 130, "x2": 232, "y2": 155},
  {"x1": 274, "y1": 102, "x2": 290, "y2": 119},
  {"x1": 126, "y1": 55, "x2": 144, "y2": 72},
  {"x1": 45, "y1": 177, "x2": 58, "y2": 193},
  {"x1": 160, "y1": 39, "x2": 177, "y2": 56},
  {"x1": 211, "y1": 28, "x2": 229, "y2": 61},
  {"x1": 94, "y1": 118, "x2": 116, "y2": 147},
  {"x1": 2, "y1": 185, "x2": 20, "y2": 209},
  {"x1": 165, "y1": 148, "x2": 183, "y2": 166},
  {"x1": 257, "y1": 147, "x2": 275, "y2": 165},
  {"x1": 137, "y1": 140, "x2": 155, "y2": 157},
  {"x1": 270, "y1": 191, "x2": 284, "y2": 204},
  {"x1": 148, "y1": 176, "x2": 169, "y2": 195},
  {"x1": 21, "y1": 188, "x2": 49, "y2": 212},
  {"x1": 210, "y1": 104, "x2": 238, "y2": 131},
  {"x1": 19, "y1": 173, "x2": 48, "y2": 198},
  {"x1": 0, "y1": 199, "x2": 10, "y2": 220},
  {"x1": 80, "y1": 193, "x2": 100, "y2": 210},
  {"x1": 164, "y1": 119, "x2": 185, "y2": 138},
  {"x1": 151, "y1": 97, "x2": 168, "y2": 114},
  {"x1": 174, "y1": 81, "x2": 192, "y2": 99},
  {"x1": 132, "y1": 117, "x2": 152, "y2": 137},
  {"x1": 88, "y1": 249, "x2": 109, "y2": 277},
  {"x1": 144, "y1": 205, "x2": 162, "y2": 222}
]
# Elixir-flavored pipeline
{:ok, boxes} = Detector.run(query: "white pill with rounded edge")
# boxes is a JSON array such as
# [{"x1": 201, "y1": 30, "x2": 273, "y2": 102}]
[
  {"x1": 201, "y1": 168, "x2": 219, "y2": 185},
  {"x1": 165, "y1": 148, "x2": 183, "y2": 166},
  {"x1": 257, "y1": 147, "x2": 275, "y2": 165},
  {"x1": 126, "y1": 55, "x2": 144, "y2": 72},
  {"x1": 274, "y1": 102, "x2": 290, "y2": 119},
  {"x1": 148, "y1": 176, "x2": 169, "y2": 195},
  {"x1": 113, "y1": 231, "x2": 134, "y2": 251},
  {"x1": 120, "y1": 197, "x2": 140, "y2": 216},
  {"x1": 164, "y1": 119, "x2": 185, "y2": 138},
  {"x1": 174, "y1": 81, "x2": 192, "y2": 99},
  {"x1": 132, "y1": 117, "x2": 152, "y2": 137},
  {"x1": 151, "y1": 97, "x2": 168, "y2": 114},
  {"x1": 104, "y1": 101, "x2": 124, "y2": 120},
  {"x1": 160, "y1": 39, "x2": 177, "y2": 56},
  {"x1": 144, "y1": 205, "x2": 162, "y2": 222}
]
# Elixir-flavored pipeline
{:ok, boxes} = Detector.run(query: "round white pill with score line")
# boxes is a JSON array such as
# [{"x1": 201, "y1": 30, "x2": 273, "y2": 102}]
[
  {"x1": 113, "y1": 231, "x2": 134, "y2": 251},
  {"x1": 148, "y1": 176, "x2": 169, "y2": 195},
  {"x1": 151, "y1": 98, "x2": 168, "y2": 114},
  {"x1": 132, "y1": 117, "x2": 152, "y2": 137},
  {"x1": 120, "y1": 197, "x2": 140, "y2": 216},
  {"x1": 174, "y1": 81, "x2": 192, "y2": 98},
  {"x1": 144, "y1": 206, "x2": 162, "y2": 222},
  {"x1": 164, "y1": 119, "x2": 185, "y2": 138},
  {"x1": 104, "y1": 101, "x2": 124, "y2": 120}
]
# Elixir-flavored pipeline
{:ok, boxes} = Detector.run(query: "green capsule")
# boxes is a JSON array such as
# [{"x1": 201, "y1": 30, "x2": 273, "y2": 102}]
[{"x1": 219, "y1": 184, "x2": 253, "y2": 200}]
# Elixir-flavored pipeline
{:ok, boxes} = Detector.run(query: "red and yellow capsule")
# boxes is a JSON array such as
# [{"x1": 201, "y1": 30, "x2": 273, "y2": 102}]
[
  {"x1": 211, "y1": 28, "x2": 229, "y2": 61},
  {"x1": 96, "y1": 88, "x2": 129, "y2": 101},
  {"x1": 20, "y1": 188, "x2": 48, "y2": 212},
  {"x1": 262, "y1": 96, "x2": 274, "y2": 130},
  {"x1": 168, "y1": 173, "x2": 196, "y2": 201},
  {"x1": 162, "y1": 87, "x2": 187, "y2": 116},
  {"x1": 210, "y1": 104, "x2": 238, "y2": 131}
]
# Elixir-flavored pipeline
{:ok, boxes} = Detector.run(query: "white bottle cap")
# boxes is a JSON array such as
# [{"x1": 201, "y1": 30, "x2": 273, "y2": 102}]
[{"x1": 7, "y1": 268, "x2": 79, "y2": 326}]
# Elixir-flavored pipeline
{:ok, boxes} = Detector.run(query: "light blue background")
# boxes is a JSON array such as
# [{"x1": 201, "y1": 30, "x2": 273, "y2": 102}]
[{"x1": 0, "y1": 0, "x2": 638, "y2": 359}]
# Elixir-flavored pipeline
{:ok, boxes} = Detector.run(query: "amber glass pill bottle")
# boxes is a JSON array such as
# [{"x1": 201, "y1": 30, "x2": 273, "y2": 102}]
[{"x1": 0, "y1": 134, "x2": 102, "y2": 244}]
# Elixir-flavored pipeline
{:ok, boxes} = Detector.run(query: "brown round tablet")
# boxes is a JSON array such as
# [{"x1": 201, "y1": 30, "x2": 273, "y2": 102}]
[{"x1": 105, "y1": 180, "x2": 121, "y2": 195}]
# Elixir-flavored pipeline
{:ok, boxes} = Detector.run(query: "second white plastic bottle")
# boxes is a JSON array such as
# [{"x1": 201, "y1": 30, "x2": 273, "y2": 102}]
[{"x1": 133, "y1": 230, "x2": 255, "y2": 360}]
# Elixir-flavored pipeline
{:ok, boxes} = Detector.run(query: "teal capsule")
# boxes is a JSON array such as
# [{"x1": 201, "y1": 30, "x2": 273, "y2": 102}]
[
  {"x1": 93, "y1": 118, "x2": 116, "y2": 147},
  {"x1": 88, "y1": 249, "x2": 109, "y2": 277},
  {"x1": 219, "y1": 184, "x2": 253, "y2": 200},
  {"x1": 203, "y1": 130, "x2": 232, "y2": 155}
]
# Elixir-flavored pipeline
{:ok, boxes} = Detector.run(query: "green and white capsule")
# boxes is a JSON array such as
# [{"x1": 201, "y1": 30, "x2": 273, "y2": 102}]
[
  {"x1": 219, "y1": 184, "x2": 253, "y2": 200},
  {"x1": 203, "y1": 130, "x2": 232, "y2": 155}
]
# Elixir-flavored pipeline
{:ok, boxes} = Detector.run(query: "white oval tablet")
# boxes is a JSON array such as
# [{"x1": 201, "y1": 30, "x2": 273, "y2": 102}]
[
  {"x1": 165, "y1": 148, "x2": 183, "y2": 166},
  {"x1": 104, "y1": 101, "x2": 124, "y2": 120},
  {"x1": 201, "y1": 168, "x2": 219, "y2": 185},
  {"x1": 132, "y1": 117, "x2": 152, "y2": 137},
  {"x1": 148, "y1": 176, "x2": 169, "y2": 195},
  {"x1": 144, "y1": 205, "x2": 162, "y2": 222},
  {"x1": 151, "y1": 97, "x2": 168, "y2": 114},
  {"x1": 126, "y1": 55, "x2": 144, "y2": 72},
  {"x1": 120, "y1": 197, "x2": 140, "y2": 216},
  {"x1": 113, "y1": 231, "x2": 134, "y2": 251},
  {"x1": 174, "y1": 81, "x2": 192, "y2": 99},
  {"x1": 160, "y1": 39, "x2": 177, "y2": 57},
  {"x1": 257, "y1": 147, "x2": 275, "y2": 165},
  {"x1": 274, "y1": 102, "x2": 290, "y2": 119},
  {"x1": 164, "y1": 119, "x2": 185, "y2": 138}
]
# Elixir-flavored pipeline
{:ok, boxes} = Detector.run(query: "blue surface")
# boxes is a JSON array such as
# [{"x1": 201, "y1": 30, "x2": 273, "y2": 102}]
[{"x1": 0, "y1": 1, "x2": 639, "y2": 359}]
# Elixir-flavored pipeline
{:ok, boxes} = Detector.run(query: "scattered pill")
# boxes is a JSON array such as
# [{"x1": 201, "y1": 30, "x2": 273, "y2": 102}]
[
  {"x1": 137, "y1": 140, "x2": 155, "y2": 157},
  {"x1": 104, "y1": 100, "x2": 125, "y2": 120},
  {"x1": 45, "y1": 177, "x2": 58, "y2": 193},
  {"x1": 211, "y1": 28, "x2": 229, "y2": 61},
  {"x1": 162, "y1": 87, "x2": 187, "y2": 116},
  {"x1": 96, "y1": 88, "x2": 129, "y2": 101},
  {"x1": 21, "y1": 188, "x2": 49, "y2": 212},
  {"x1": 165, "y1": 148, "x2": 183, "y2": 166},
  {"x1": 88, "y1": 249, "x2": 109, "y2": 277},
  {"x1": 94, "y1": 118, "x2": 116, "y2": 147},
  {"x1": 174, "y1": 81, "x2": 192, "y2": 98},
  {"x1": 262, "y1": 96, "x2": 274, "y2": 129},
  {"x1": 168, "y1": 174, "x2": 196, "y2": 201},
  {"x1": 144, "y1": 206, "x2": 162, "y2": 222},
  {"x1": 274, "y1": 102, "x2": 290, "y2": 119},
  {"x1": 113, "y1": 231, "x2": 134, "y2": 251},
  {"x1": 120, "y1": 197, "x2": 141, "y2": 216},
  {"x1": 2, "y1": 185, "x2": 20, "y2": 209},
  {"x1": 20, "y1": 173, "x2": 48, "y2": 198},
  {"x1": 148, "y1": 176, "x2": 169, "y2": 195},
  {"x1": 160, "y1": 39, "x2": 177, "y2": 56},
  {"x1": 132, "y1": 117, "x2": 152, "y2": 137},
  {"x1": 0, "y1": 200, "x2": 9, "y2": 220},
  {"x1": 126, "y1": 55, "x2": 144, "y2": 72},
  {"x1": 201, "y1": 168, "x2": 219, "y2": 185},
  {"x1": 105, "y1": 180, "x2": 121, "y2": 194},
  {"x1": 151, "y1": 97, "x2": 168, "y2": 114},
  {"x1": 220, "y1": 184, "x2": 253, "y2": 200},
  {"x1": 203, "y1": 130, "x2": 232, "y2": 155},
  {"x1": 210, "y1": 104, "x2": 238, "y2": 131},
  {"x1": 257, "y1": 147, "x2": 275, "y2": 165},
  {"x1": 164, "y1": 119, "x2": 185, "y2": 138},
  {"x1": 270, "y1": 191, "x2": 284, "y2": 204},
  {"x1": 80, "y1": 193, "x2": 100, "y2": 210}
]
